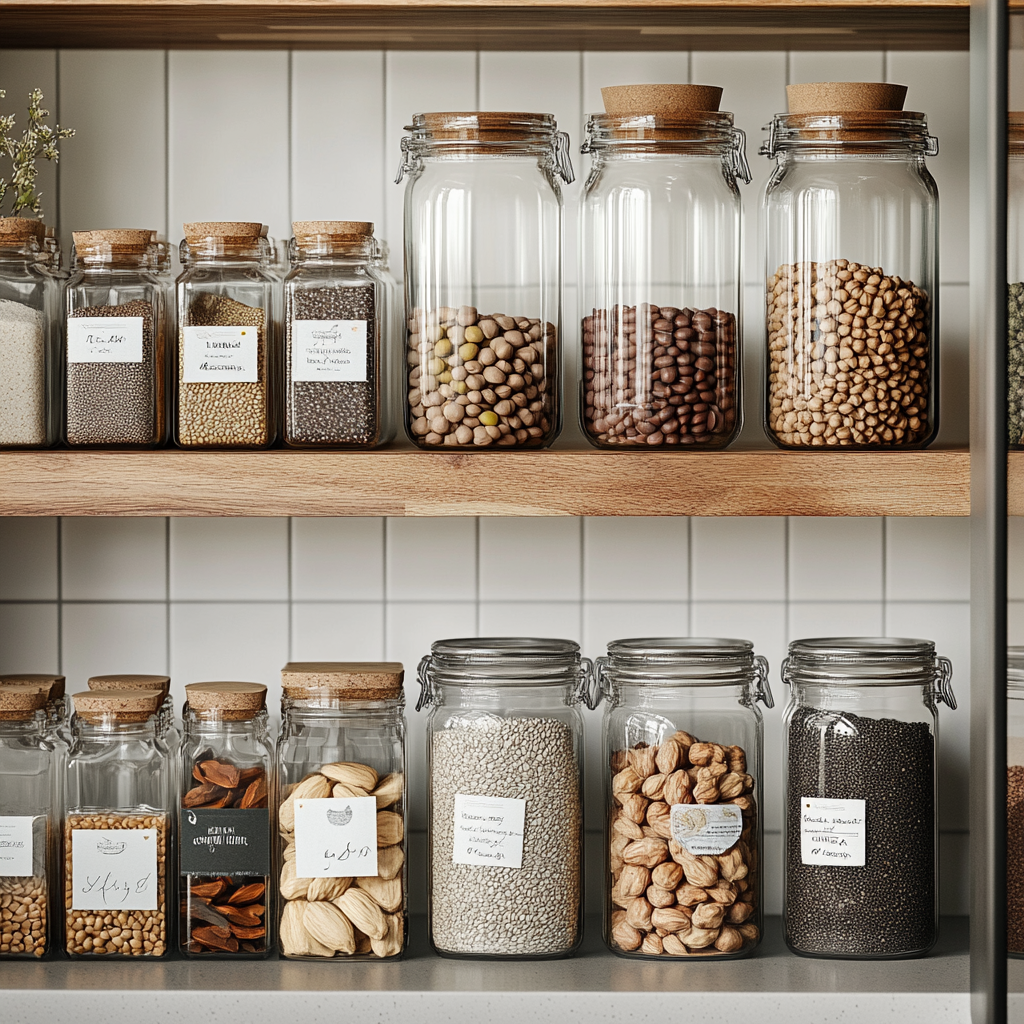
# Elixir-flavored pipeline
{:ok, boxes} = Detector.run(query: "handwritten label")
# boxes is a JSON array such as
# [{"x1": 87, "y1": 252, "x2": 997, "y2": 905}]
[
  {"x1": 67, "y1": 317, "x2": 144, "y2": 363},
  {"x1": 452, "y1": 794, "x2": 526, "y2": 869},
  {"x1": 294, "y1": 797, "x2": 378, "y2": 878},
  {"x1": 72, "y1": 828, "x2": 158, "y2": 910},
  {"x1": 670, "y1": 803, "x2": 743, "y2": 855},
  {"x1": 800, "y1": 797, "x2": 867, "y2": 866},
  {"x1": 179, "y1": 808, "x2": 270, "y2": 876},
  {"x1": 292, "y1": 320, "x2": 368, "y2": 382},
  {"x1": 0, "y1": 816, "x2": 34, "y2": 876},
  {"x1": 182, "y1": 326, "x2": 258, "y2": 382}
]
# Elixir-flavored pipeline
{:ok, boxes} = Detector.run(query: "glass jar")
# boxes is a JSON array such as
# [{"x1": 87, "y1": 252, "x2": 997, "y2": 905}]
[
  {"x1": 174, "y1": 221, "x2": 278, "y2": 449},
  {"x1": 64, "y1": 688, "x2": 172, "y2": 957},
  {"x1": 782, "y1": 637, "x2": 955, "y2": 959},
  {"x1": 284, "y1": 221, "x2": 394, "y2": 448},
  {"x1": 1008, "y1": 115, "x2": 1024, "y2": 447},
  {"x1": 179, "y1": 682, "x2": 272, "y2": 958},
  {"x1": 87, "y1": 673, "x2": 178, "y2": 760},
  {"x1": 396, "y1": 112, "x2": 573, "y2": 449},
  {"x1": 0, "y1": 217, "x2": 60, "y2": 449},
  {"x1": 598, "y1": 638, "x2": 771, "y2": 959},
  {"x1": 277, "y1": 662, "x2": 407, "y2": 960},
  {"x1": 64, "y1": 229, "x2": 170, "y2": 447},
  {"x1": 1, "y1": 673, "x2": 67, "y2": 739},
  {"x1": 761, "y1": 87, "x2": 939, "y2": 449},
  {"x1": 1008, "y1": 647, "x2": 1024, "y2": 955},
  {"x1": 417, "y1": 638, "x2": 594, "y2": 959},
  {"x1": 579, "y1": 103, "x2": 749, "y2": 449},
  {"x1": 0, "y1": 686, "x2": 63, "y2": 958}
]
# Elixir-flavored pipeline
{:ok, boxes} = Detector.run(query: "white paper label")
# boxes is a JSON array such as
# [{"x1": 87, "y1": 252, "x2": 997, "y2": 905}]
[
  {"x1": 68, "y1": 317, "x2": 144, "y2": 363},
  {"x1": 182, "y1": 325, "x2": 258, "y2": 383},
  {"x1": 294, "y1": 796, "x2": 378, "y2": 878},
  {"x1": 292, "y1": 320, "x2": 368, "y2": 382},
  {"x1": 670, "y1": 803, "x2": 743, "y2": 855},
  {"x1": 0, "y1": 816, "x2": 34, "y2": 876},
  {"x1": 452, "y1": 794, "x2": 526, "y2": 869},
  {"x1": 71, "y1": 828, "x2": 159, "y2": 910},
  {"x1": 800, "y1": 797, "x2": 867, "y2": 866}
]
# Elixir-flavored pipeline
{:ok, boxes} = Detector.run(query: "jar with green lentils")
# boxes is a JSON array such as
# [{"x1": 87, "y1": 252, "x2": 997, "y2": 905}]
[{"x1": 174, "y1": 222, "x2": 279, "y2": 449}]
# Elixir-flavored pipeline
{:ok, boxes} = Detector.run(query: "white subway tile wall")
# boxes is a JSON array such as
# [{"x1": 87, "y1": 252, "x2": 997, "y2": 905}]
[{"x1": 0, "y1": 47, "x2": 973, "y2": 916}]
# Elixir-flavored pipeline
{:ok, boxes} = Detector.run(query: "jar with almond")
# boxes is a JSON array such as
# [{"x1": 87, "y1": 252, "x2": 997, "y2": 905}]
[
  {"x1": 178, "y1": 681, "x2": 273, "y2": 958},
  {"x1": 598, "y1": 638, "x2": 772, "y2": 960},
  {"x1": 276, "y1": 662, "x2": 407, "y2": 960}
]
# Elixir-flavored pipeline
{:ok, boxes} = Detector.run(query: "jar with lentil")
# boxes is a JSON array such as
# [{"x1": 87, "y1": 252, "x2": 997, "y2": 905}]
[
  {"x1": 599, "y1": 638, "x2": 771, "y2": 959},
  {"x1": 63, "y1": 229, "x2": 170, "y2": 447},
  {"x1": 396, "y1": 113, "x2": 573, "y2": 449},
  {"x1": 284, "y1": 221, "x2": 394, "y2": 448},
  {"x1": 174, "y1": 221, "x2": 278, "y2": 449},
  {"x1": 580, "y1": 85, "x2": 748, "y2": 449},
  {"x1": 1007, "y1": 647, "x2": 1024, "y2": 955},
  {"x1": 761, "y1": 82, "x2": 939, "y2": 449},
  {"x1": 0, "y1": 217, "x2": 60, "y2": 449},
  {"x1": 417, "y1": 638, "x2": 595, "y2": 958},
  {"x1": 179, "y1": 682, "x2": 273, "y2": 958},
  {"x1": 64, "y1": 688, "x2": 173, "y2": 957},
  {"x1": 276, "y1": 662, "x2": 407, "y2": 960},
  {"x1": 782, "y1": 637, "x2": 955, "y2": 958}
]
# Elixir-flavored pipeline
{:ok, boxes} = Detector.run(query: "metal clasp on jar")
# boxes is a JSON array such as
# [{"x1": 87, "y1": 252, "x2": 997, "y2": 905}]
[
  {"x1": 730, "y1": 127, "x2": 753, "y2": 184},
  {"x1": 759, "y1": 118, "x2": 779, "y2": 160},
  {"x1": 394, "y1": 137, "x2": 421, "y2": 185},
  {"x1": 933, "y1": 655, "x2": 956, "y2": 709},
  {"x1": 554, "y1": 131, "x2": 576, "y2": 184},
  {"x1": 415, "y1": 654, "x2": 436, "y2": 711},
  {"x1": 574, "y1": 657, "x2": 600, "y2": 709},
  {"x1": 752, "y1": 654, "x2": 774, "y2": 708}
]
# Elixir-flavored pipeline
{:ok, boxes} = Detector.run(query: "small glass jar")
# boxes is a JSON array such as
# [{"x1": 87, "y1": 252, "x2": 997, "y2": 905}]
[
  {"x1": 417, "y1": 638, "x2": 595, "y2": 959},
  {"x1": 1008, "y1": 115, "x2": 1024, "y2": 447},
  {"x1": 579, "y1": 90, "x2": 749, "y2": 449},
  {"x1": 174, "y1": 221, "x2": 278, "y2": 449},
  {"x1": 0, "y1": 217, "x2": 60, "y2": 449},
  {"x1": 63, "y1": 229, "x2": 170, "y2": 447},
  {"x1": 277, "y1": 662, "x2": 407, "y2": 960},
  {"x1": 0, "y1": 685, "x2": 63, "y2": 958},
  {"x1": 598, "y1": 638, "x2": 772, "y2": 959},
  {"x1": 761, "y1": 85, "x2": 939, "y2": 449},
  {"x1": 179, "y1": 682, "x2": 272, "y2": 958},
  {"x1": 64, "y1": 689, "x2": 172, "y2": 958},
  {"x1": 397, "y1": 112, "x2": 573, "y2": 449},
  {"x1": 1008, "y1": 647, "x2": 1024, "y2": 955},
  {"x1": 782, "y1": 637, "x2": 955, "y2": 959}
]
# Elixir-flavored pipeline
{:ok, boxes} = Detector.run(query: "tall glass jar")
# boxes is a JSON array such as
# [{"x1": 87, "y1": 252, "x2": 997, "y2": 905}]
[
  {"x1": 397, "y1": 112, "x2": 573, "y2": 449},
  {"x1": 417, "y1": 638, "x2": 594, "y2": 959},
  {"x1": 761, "y1": 85, "x2": 939, "y2": 449},
  {"x1": 782, "y1": 637, "x2": 955, "y2": 959},
  {"x1": 276, "y1": 662, "x2": 406, "y2": 960},
  {"x1": 579, "y1": 93, "x2": 749, "y2": 449},
  {"x1": 63, "y1": 229, "x2": 170, "y2": 447},
  {"x1": 179, "y1": 682, "x2": 272, "y2": 958},
  {"x1": 284, "y1": 221, "x2": 393, "y2": 448},
  {"x1": 0, "y1": 685, "x2": 63, "y2": 958},
  {"x1": 1008, "y1": 115, "x2": 1024, "y2": 448},
  {"x1": 64, "y1": 689, "x2": 172, "y2": 957},
  {"x1": 1008, "y1": 647, "x2": 1024, "y2": 955},
  {"x1": 598, "y1": 638, "x2": 771, "y2": 959},
  {"x1": 0, "y1": 217, "x2": 60, "y2": 449},
  {"x1": 174, "y1": 221, "x2": 278, "y2": 449}
]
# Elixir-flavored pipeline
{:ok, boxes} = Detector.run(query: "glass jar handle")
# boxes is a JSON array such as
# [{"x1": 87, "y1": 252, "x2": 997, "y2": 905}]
[
  {"x1": 753, "y1": 655, "x2": 775, "y2": 708},
  {"x1": 730, "y1": 127, "x2": 752, "y2": 185},
  {"x1": 574, "y1": 657, "x2": 600, "y2": 709},
  {"x1": 933, "y1": 656, "x2": 956, "y2": 709},
  {"x1": 415, "y1": 654, "x2": 435, "y2": 712},
  {"x1": 554, "y1": 131, "x2": 576, "y2": 185}
]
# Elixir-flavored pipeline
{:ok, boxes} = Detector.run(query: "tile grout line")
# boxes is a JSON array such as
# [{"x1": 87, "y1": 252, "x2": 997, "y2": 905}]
[
  {"x1": 54, "y1": 50, "x2": 62, "y2": 240},
  {"x1": 687, "y1": 515, "x2": 694, "y2": 636},
  {"x1": 287, "y1": 517, "x2": 294, "y2": 662},
  {"x1": 382, "y1": 518, "x2": 390, "y2": 658},
  {"x1": 882, "y1": 517, "x2": 889, "y2": 635},
  {"x1": 56, "y1": 517, "x2": 63, "y2": 675},
  {"x1": 165, "y1": 517, "x2": 171, "y2": 676},
  {"x1": 164, "y1": 50, "x2": 170, "y2": 238},
  {"x1": 287, "y1": 50, "x2": 294, "y2": 227}
]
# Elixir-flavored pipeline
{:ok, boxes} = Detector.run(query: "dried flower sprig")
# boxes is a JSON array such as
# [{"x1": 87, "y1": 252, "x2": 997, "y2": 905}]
[{"x1": 0, "y1": 88, "x2": 75, "y2": 219}]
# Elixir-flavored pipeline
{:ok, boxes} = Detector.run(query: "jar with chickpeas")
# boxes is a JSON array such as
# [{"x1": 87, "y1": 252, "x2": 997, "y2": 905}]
[
  {"x1": 396, "y1": 112, "x2": 573, "y2": 449},
  {"x1": 761, "y1": 82, "x2": 939, "y2": 449}
]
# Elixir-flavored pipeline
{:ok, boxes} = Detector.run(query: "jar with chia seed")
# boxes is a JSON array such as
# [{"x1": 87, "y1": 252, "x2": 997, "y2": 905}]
[
  {"x1": 1007, "y1": 647, "x2": 1024, "y2": 955},
  {"x1": 174, "y1": 221, "x2": 278, "y2": 449},
  {"x1": 396, "y1": 112, "x2": 573, "y2": 449},
  {"x1": 416, "y1": 638, "x2": 595, "y2": 958},
  {"x1": 64, "y1": 229, "x2": 170, "y2": 447},
  {"x1": 1007, "y1": 115, "x2": 1024, "y2": 447},
  {"x1": 782, "y1": 637, "x2": 955, "y2": 958},
  {"x1": 284, "y1": 221, "x2": 394, "y2": 448},
  {"x1": 276, "y1": 662, "x2": 407, "y2": 960},
  {"x1": 598, "y1": 638, "x2": 771, "y2": 959},
  {"x1": 0, "y1": 217, "x2": 60, "y2": 449}
]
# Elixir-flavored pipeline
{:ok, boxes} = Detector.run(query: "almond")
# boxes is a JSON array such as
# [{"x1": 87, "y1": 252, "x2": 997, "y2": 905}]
[
  {"x1": 684, "y1": 926, "x2": 719, "y2": 948},
  {"x1": 279, "y1": 859, "x2": 310, "y2": 900},
  {"x1": 715, "y1": 924, "x2": 744, "y2": 952},
  {"x1": 662, "y1": 770, "x2": 692, "y2": 807},
  {"x1": 611, "y1": 918, "x2": 642, "y2": 951},
  {"x1": 332, "y1": 783, "x2": 371, "y2": 800},
  {"x1": 370, "y1": 912, "x2": 404, "y2": 958},
  {"x1": 640, "y1": 933, "x2": 664, "y2": 955},
  {"x1": 662, "y1": 933, "x2": 689, "y2": 956},
  {"x1": 621, "y1": 792, "x2": 648, "y2": 825},
  {"x1": 727, "y1": 901, "x2": 754, "y2": 924},
  {"x1": 376, "y1": 810, "x2": 403, "y2": 847},
  {"x1": 320, "y1": 762, "x2": 379, "y2": 791},
  {"x1": 372, "y1": 772, "x2": 404, "y2": 809},
  {"x1": 650, "y1": 906, "x2": 691, "y2": 933},
  {"x1": 641, "y1": 773, "x2": 667, "y2": 801},
  {"x1": 377, "y1": 844, "x2": 404, "y2": 881},
  {"x1": 291, "y1": 773, "x2": 334, "y2": 800},
  {"x1": 646, "y1": 884, "x2": 676, "y2": 908},
  {"x1": 645, "y1": 801, "x2": 672, "y2": 839},
  {"x1": 612, "y1": 766, "x2": 643, "y2": 802},
  {"x1": 304, "y1": 900, "x2": 356, "y2": 954},
  {"x1": 624, "y1": 896, "x2": 653, "y2": 931},
  {"x1": 655, "y1": 740, "x2": 683, "y2": 775},
  {"x1": 622, "y1": 837, "x2": 668, "y2": 869},
  {"x1": 617, "y1": 864, "x2": 650, "y2": 898},
  {"x1": 356, "y1": 875, "x2": 403, "y2": 913},
  {"x1": 306, "y1": 875, "x2": 352, "y2": 902},
  {"x1": 691, "y1": 902, "x2": 726, "y2": 930},
  {"x1": 651, "y1": 862, "x2": 683, "y2": 890},
  {"x1": 628, "y1": 745, "x2": 657, "y2": 779},
  {"x1": 335, "y1": 887, "x2": 388, "y2": 939}
]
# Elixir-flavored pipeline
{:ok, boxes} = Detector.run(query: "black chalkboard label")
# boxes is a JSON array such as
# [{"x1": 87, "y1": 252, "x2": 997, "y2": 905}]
[{"x1": 179, "y1": 808, "x2": 270, "y2": 876}]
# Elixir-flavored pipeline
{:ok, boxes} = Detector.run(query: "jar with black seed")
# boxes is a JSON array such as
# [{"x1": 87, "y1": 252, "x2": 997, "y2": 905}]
[
  {"x1": 283, "y1": 221, "x2": 393, "y2": 448},
  {"x1": 782, "y1": 637, "x2": 956, "y2": 959}
]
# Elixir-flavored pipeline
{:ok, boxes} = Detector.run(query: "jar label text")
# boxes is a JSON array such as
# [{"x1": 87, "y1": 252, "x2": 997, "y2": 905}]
[
  {"x1": 71, "y1": 828, "x2": 159, "y2": 910},
  {"x1": 179, "y1": 807, "x2": 271, "y2": 876},
  {"x1": 0, "y1": 815, "x2": 34, "y2": 876},
  {"x1": 452, "y1": 794, "x2": 526, "y2": 869},
  {"x1": 294, "y1": 796, "x2": 378, "y2": 877},
  {"x1": 68, "y1": 317, "x2": 144, "y2": 363},
  {"x1": 800, "y1": 796, "x2": 866, "y2": 866},
  {"x1": 183, "y1": 325, "x2": 258, "y2": 382},
  {"x1": 292, "y1": 319, "x2": 368, "y2": 382},
  {"x1": 670, "y1": 803, "x2": 743, "y2": 855}
]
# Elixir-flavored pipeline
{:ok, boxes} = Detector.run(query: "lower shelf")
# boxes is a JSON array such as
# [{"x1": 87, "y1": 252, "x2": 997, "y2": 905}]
[{"x1": 0, "y1": 917, "x2": 969, "y2": 1024}]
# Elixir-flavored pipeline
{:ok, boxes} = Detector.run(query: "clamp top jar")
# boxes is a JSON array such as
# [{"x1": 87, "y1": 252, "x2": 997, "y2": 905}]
[
  {"x1": 397, "y1": 112, "x2": 573, "y2": 450},
  {"x1": 580, "y1": 85, "x2": 749, "y2": 450},
  {"x1": 762, "y1": 82, "x2": 939, "y2": 450}
]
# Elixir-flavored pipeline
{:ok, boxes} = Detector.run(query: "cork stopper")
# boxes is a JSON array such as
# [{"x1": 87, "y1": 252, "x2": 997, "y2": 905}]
[
  {"x1": 0, "y1": 685, "x2": 49, "y2": 721},
  {"x1": 282, "y1": 662, "x2": 404, "y2": 702},
  {"x1": 786, "y1": 82, "x2": 908, "y2": 115},
  {"x1": 183, "y1": 221, "x2": 264, "y2": 244},
  {"x1": 293, "y1": 221, "x2": 373, "y2": 240},
  {"x1": 87, "y1": 674, "x2": 170, "y2": 699},
  {"x1": 0, "y1": 217, "x2": 45, "y2": 242},
  {"x1": 73, "y1": 689, "x2": 163, "y2": 723},
  {"x1": 0, "y1": 673, "x2": 65, "y2": 700},
  {"x1": 73, "y1": 229, "x2": 156, "y2": 254},
  {"x1": 601, "y1": 84, "x2": 723, "y2": 116},
  {"x1": 416, "y1": 112, "x2": 553, "y2": 142},
  {"x1": 186, "y1": 681, "x2": 266, "y2": 720}
]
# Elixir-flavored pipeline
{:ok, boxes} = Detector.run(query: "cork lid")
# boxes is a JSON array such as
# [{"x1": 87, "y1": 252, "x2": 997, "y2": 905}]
[
  {"x1": 293, "y1": 221, "x2": 373, "y2": 240},
  {"x1": 73, "y1": 229, "x2": 157, "y2": 254},
  {"x1": 0, "y1": 685, "x2": 49, "y2": 721},
  {"x1": 413, "y1": 112, "x2": 555, "y2": 142},
  {"x1": 282, "y1": 662, "x2": 405, "y2": 701},
  {"x1": 0, "y1": 217, "x2": 45, "y2": 241},
  {"x1": 183, "y1": 221, "x2": 264, "y2": 244},
  {"x1": 88, "y1": 674, "x2": 170, "y2": 698},
  {"x1": 0, "y1": 673, "x2": 65, "y2": 700},
  {"x1": 73, "y1": 688, "x2": 163, "y2": 723},
  {"x1": 787, "y1": 82, "x2": 908, "y2": 114},
  {"x1": 601, "y1": 84, "x2": 723, "y2": 116},
  {"x1": 186, "y1": 681, "x2": 267, "y2": 719}
]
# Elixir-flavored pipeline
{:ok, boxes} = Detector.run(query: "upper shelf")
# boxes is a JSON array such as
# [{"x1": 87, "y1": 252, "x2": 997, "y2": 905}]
[{"x1": 0, "y1": 1, "x2": 969, "y2": 51}]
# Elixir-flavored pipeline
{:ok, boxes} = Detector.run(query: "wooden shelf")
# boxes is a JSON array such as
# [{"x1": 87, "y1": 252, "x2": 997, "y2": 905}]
[{"x1": 0, "y1": 1, "x2": 968, "y2": 51}]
